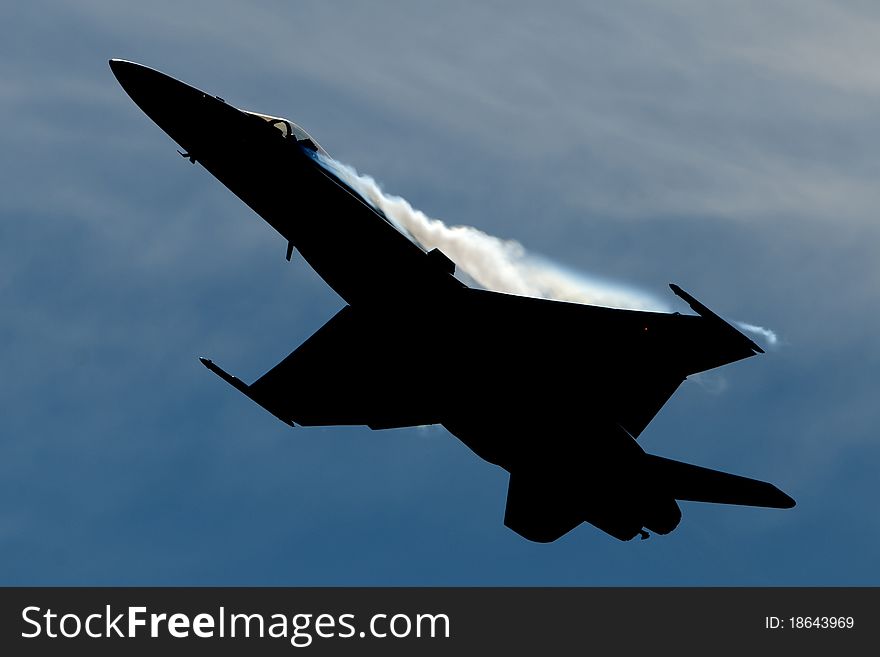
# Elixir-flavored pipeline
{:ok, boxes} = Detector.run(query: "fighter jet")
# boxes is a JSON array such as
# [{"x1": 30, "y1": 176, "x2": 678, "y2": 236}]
[{"x1": 110, "y1": 59, "x2": 795, "y2": 542}]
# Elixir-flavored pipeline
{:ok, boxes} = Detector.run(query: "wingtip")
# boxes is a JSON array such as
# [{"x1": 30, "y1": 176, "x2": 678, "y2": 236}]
[{"x1": 669, "y1": 282, "x2": 765, "y2": 355}]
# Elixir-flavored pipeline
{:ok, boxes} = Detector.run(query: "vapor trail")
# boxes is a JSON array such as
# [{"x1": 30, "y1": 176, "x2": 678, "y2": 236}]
[
  {"x1": 734, "y1": 322, "x2": 779, "y2": 347},
  {"x1": 317, "y1": 155, "x2": 668, "y2": 312},
  {"x1": 314, "y1": 154, "x2": 779, "y2": 349}
]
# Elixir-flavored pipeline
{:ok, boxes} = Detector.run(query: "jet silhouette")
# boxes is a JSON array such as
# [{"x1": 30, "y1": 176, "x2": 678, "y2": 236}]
[{"x1": 110, "y1": 60, "x2": 795, "y2": 542}]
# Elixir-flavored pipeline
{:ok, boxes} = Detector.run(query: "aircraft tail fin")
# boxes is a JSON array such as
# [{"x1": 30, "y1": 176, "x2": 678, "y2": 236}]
[{"x1": 645, "y1": 453, "x2": 795, "y2": 508}]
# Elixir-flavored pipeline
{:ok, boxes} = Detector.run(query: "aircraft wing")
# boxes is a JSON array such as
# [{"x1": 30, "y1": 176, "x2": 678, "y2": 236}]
[
  {"x1": 645, "y1": 454, "x2": 796, "y2": 508},
  {"x1": 204, "y1": 305, "x2": 447, "y2": 429},
  {"x1": 455, "y1": 287, "x2": 763, "y2": 438},
  {"x1": 203, "y1": 283, "x2": 762, "y2": 440},
  {"x1": 461, "y1": 286, "x2": 761, "y2": 374}
]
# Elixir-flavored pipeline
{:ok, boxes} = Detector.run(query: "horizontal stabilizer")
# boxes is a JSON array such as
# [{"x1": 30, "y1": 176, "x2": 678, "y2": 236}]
[
  {"x1": 199, "y1": 357, "x2": 295, "y2": 427},
  {"x1": 645, "y1": 454, "x2": 795, "y2": 508}
]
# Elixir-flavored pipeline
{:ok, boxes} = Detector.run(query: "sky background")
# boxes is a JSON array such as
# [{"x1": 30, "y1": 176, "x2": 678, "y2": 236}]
[{"x1": 2, "y1": 0, "x2": 878, "y2": 584}]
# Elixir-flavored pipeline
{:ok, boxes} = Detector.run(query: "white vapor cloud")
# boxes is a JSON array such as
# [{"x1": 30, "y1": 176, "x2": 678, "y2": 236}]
[
  {"x1": 315, "y1": 154, "x2": 669, "y2": 312},
  {"x1": 734, "y1": 321, "x2": 779, "y2": 348},
  {"x1": 312, "y1": 153, "x2": 783, "y2": 351}
]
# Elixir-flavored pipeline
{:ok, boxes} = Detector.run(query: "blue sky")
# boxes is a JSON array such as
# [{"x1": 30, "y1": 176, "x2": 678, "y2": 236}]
[{"x1": 2, "y1": 1, "x2": 878, "y2": 584}]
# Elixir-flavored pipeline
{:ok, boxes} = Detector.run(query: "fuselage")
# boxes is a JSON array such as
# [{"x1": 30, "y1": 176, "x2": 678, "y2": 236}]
[
  {"x1": 109, "y1": 60, "x2": 683, "y2": 540},
  {"x1": 111, "y1": 60, "x2": 792, "y2": 543}
]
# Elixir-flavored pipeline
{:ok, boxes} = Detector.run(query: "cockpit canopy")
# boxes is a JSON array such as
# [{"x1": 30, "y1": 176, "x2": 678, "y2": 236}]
[{"x1": 246, "y1": 111, "x2": 330, "y2": 157}]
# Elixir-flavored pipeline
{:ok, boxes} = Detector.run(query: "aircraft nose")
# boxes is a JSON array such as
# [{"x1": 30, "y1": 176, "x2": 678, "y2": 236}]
[
  {"x1": 110, "y1": 59, "x2": 205, "y2": 117},
  {"x1": 110, "y1": 59, "x2": 177, "y2": 105},
  {"x1": 109, "y1": 59, "x2": 234, "y2": 156},
  {"x1": 108, "y1": 58, "x2": 140, "y2": 90}
]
